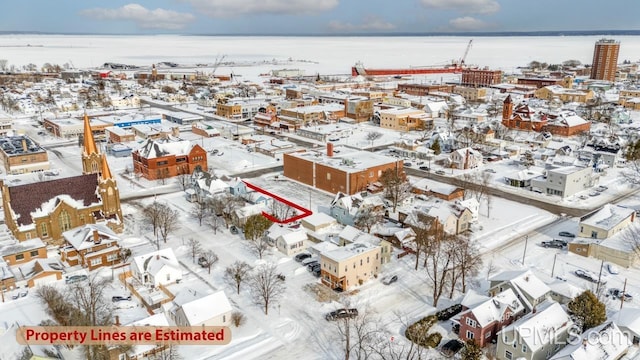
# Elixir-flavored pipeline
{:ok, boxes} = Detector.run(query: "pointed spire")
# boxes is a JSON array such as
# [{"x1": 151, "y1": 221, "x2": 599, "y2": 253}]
[
  {"x1": 101, "y1": 156, "x2": 113, "y2": 181},
  {"x1": 83, "y1": 113, "x2": 98, "y2": 155}
]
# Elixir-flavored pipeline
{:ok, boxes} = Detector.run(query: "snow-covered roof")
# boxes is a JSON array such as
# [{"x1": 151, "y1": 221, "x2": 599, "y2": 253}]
[
  {"x1": 126, "y1": 313, "x2": 171, "y2": 357},
  {"x1": 63, "y1": 223, "x2": 119, "y2": 251},
  {"x1": 547, "y1": 280, "x2": 584, "y2": 300},
  {"x1": 460, "y1": 289, "x2": 490, "y2": 309},
  {"x1": 135, "y1": 137, "x2": 197, "y2": 159},
  {"x1": 179, "y1": 290, "x2": 232, "y2": 326},
  {"x1": 132, "y1": 248, "x2": 180, "y2": 277},
  {"x1": 461, "y1": 289, "x2": 524, "y2": 328},
  {"x1": 301, "y1": 212, "x2": 337, "y2": 229},
  {"x1": 615, "y1": 307, "x2": 640, "y2": 334},
  {"x1": 280, "y1": 229, "x2": 308, "y2": 245},
  {"x1": 0, "y1": 237, "x2": 45, "y2": 257},
  {"x1": 490, "y1": 269, "x2": 551, "y2": 301},
  {"x1": 322, "y1": 241, "x2": 379, "y2": 262},
  {"x1": 550, "y1": 322, "x2": 630, "y2": 360},
  {"x1": 287, "y1": 148, "x2": 399, "y2": 173},
  {"x1": 499, "y1": 301, "x2": 572, "y2": 352},
  {"x1": 580, "y1": 204, "x2": 634, "y2": 231}
]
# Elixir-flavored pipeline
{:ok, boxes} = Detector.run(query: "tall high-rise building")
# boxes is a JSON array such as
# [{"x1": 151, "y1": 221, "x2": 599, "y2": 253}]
[{"x1": 590, "y1": 39, "x2": 620, "y2": 82}]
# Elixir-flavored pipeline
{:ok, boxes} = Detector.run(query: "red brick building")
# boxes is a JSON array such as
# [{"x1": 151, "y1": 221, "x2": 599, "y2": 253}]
[
  {"x1": 501, "y1": 95, "x2": 547, "y2": 132},
  {"x1": 60, "y1": 224, "x2": 122, "y2": 271},
  {"x1": 283, "y1": 146, "x2": 403, "y2": 195},
  {"x1": 132, "y1": 138, "x2": 207, "y2": 180},
  {"x1": 458, "y1": 289, "x2": 524, "y2": 347},
  {"x1": 461, "y1": 68, "x2": 502, "y2": 87}
]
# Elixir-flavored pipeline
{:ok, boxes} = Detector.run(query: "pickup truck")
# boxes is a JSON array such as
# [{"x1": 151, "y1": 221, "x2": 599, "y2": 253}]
[
  {"x1": 541, "y1": 239, "x2": 567, "y2": 249},
  {"x1": 325, "y1": 308, "x2": 359, "y2": 321}
]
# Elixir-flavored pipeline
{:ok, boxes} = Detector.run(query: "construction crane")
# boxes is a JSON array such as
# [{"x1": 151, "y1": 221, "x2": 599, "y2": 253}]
[
  {"x1": 212, "y1": 54, "x2": 226, "y2": 75},
  {"x1": 459, "y1": 39, "x2": 473, "y2": 66}
]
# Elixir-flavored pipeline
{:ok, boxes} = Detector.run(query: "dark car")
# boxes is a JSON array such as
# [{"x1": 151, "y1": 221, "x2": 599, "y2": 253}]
[
  {"x1": 309, "y1": 263, "x2": 321, "y2": 272},
  {"x1": 403, "y1": 162, "x2": 412, "y2": 167},
  {"x1": 558, "y1": 231, "x2": 576, "y2": 238},
  {"x1": 325, "y1": 308, "x2": 358, "y2": 321},
  {"x1": 440, "y1": 339, "x2": 465, "y2": 358},
  {"x1": 295, "y1": 253, "x2": 312, "y2": 262},
  {"x1": 608, "y1": 289, "x2": 633, "y2": 301},
  {"x1": 382, "y1": 275, "x2": 398, "y2": 285},
  {"x1": 574, "y1": 269, "x2": 601, "y2": 283},
  {"x1": 541, "y1": 239, "x2": 567, "y2": 249},
  {"x1": 312, "y1": 267, "x2": 321, "y2": 277},
  {"x1": 419, "y1": 166, "x2": 430, "y2": 171},
  {"x1": 230, "y1": 225, "x2": 239, "y2": 235},
  {"x1": 435, "y1": 170, "x2": 446, "y2": 175},
  {"x1": 306, "y1": 261, "x2": 319, "y2": 270},
  {"x1": 112, "y1": 295, "x2": 132, "y2": 302}
]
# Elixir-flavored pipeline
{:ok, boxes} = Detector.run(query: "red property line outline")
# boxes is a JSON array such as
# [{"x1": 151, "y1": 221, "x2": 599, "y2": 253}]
[{"x1": 242, "y1": 180, "x2": 313, "y2": 224}]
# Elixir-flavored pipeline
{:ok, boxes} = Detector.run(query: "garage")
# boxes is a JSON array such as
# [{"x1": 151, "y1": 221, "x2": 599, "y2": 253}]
[{"x1": 30, "y1": 273, "x2": 60, "y2": 287}]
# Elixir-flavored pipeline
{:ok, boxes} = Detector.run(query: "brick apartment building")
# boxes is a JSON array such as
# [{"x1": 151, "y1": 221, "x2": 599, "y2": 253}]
[
  {"x1": 397, "y1": 83, "x2": 455, "y2": 96},
  {"x1": 60, "y1": 224, "x2": 122, "y2": 271},
  {"x1": 283, "y1": 145, "x2": 403, "y2": 195},
  {"x1": 0, "y1": 135, "x2": 50, "y2": 175},
  {"x1": 132, "y1": 138, "x2": 207, "y2": 180},
  {"x1": 320, "y1": 242, "x2": 381, "y2": 291},
  {"x1": 461, "y1": 68, "x2": 503, "y2": 87}
]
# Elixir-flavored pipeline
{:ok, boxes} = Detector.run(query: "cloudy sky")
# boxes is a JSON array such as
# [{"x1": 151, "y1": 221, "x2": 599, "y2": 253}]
[{"x1": 2, "y1": 0, "x2": 639, "y2": 34}]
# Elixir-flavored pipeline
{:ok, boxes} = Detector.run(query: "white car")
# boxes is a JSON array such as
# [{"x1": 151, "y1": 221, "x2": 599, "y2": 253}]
[{"x1": 606, "y1": 263, "x2": 619, "y2": 275}]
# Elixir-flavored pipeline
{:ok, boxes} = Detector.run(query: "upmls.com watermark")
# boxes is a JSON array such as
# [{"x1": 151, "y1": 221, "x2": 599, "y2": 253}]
[{"x1": 500, "y1": 324, "x2": 629, "y2": 347}]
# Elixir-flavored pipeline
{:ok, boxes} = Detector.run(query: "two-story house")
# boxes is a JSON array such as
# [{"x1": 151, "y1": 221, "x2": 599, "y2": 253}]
[
  {"x1": 488, "y1": 270, "x2": 551, "y2": 312},
  {"x1": 59, "y1": 224, "x2": 122, "y2": 271},
  {"x1": 330, "y1": 192, "x2": 384, "y2": 227},
  {"x1": 458, "y1": 289, "x2": 525, "y2": 347},
  {"x1": 496, "y1": 301, "x2": 573, "y2": 360},
  {"x1": 320, "y1": 242, "x2": 381, "y2": 291}
]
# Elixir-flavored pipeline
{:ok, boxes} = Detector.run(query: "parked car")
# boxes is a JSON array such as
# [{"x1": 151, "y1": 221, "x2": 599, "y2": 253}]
[
  {"x1": 541, "y1": 239, "x2": 567, "y2": 249},
  {"x1": 579, "y1": 195, "x2": 589, "y2": 200},
  {"x1": 419, "y1": 166, "x2": 430, "y2": 171},
  {"x1": 574, "y1": 269, "x2": 601, "y2": 283},
  {"x1": 230, "y1": 225, "x2": 239, "y2": 235},
  {"x1": 558, "y1": 231, "x2": 576, "y2": 238},
  {"x1": 589, "y1": 191, "x2": 601, "y2": 197},
  {"x1": 381, "y1": 275, "x2": 398, "y2": 285},
  {"x1": 483, "y1": 168, "x2": 496, "y2": 173},
  {"x1": 440, "y1": 339, "x2": 465, "y2": 358},
  {"x1": 306, "y1": 261, "x2": 320, "y2": 270},
  {"x1": 596, "y1": 185, "x2": 608, "y2": 192},
  {"x1": 606, "y1": 263, "x2": 620, "y2": 275},
  {"x1": 435, "y1": 170, "x2": 446, "y2": 175},
  {"x1": 295, "y1": 253, "x2": 312, "y2": 262},
  {"x1": 112, "y1": 295, "x2": 132, "y2": 302},
  {"x1": 312, "y1": 267, "x2": 321, "y2": 277},
  {"x1": 607, "y1": 289, "x2": 633, "y2": 301},
  {"x1": 19, "y1": 290, "x2": 28, "y2": 298},
  {"x1": 65, "y1": 275, "x2": 88, "y2": 284},
  {"x1": 301, "y1": 257, "x2": 318, "y2": 266},
  {"x1": 309, "y1": 263, "x2": 321, "y2": 272},
  {"x1": 325, "y1": 308, "x2": 359, "y2": 321},
  {"x1": 403, "y1": 162, "x2": 412, "y2": 167}
]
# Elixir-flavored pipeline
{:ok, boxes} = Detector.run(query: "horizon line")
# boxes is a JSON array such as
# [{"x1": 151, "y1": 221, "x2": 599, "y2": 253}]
[{"x1": 1, "y1": 29, "x2": 640, "y2": 37}]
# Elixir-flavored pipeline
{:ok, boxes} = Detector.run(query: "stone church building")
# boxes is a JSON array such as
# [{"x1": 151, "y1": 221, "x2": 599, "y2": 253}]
[{"x1": 1, "y1": 114, "x2": 123, "y2": 244}]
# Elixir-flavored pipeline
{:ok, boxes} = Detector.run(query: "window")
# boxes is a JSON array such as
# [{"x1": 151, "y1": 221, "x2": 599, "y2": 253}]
[
  {"x1": 466, "y1": 330, "x2": 474, "y2": 339},
  {"x1": 40, "y1": 223, "x2": 48, "y2": 237},
  {"x1": 59, "y1": 210, "x2": 72, "y2": 232},
  {"x1": 107, "y1": 253, "x2": 118, "y2": 262},
  {"x1": 223, "y1": 315, "x2": 226, "y2": 323},
  {"x1": 30, "y1": 250, "x2": 39, "y2": 257},
  {"x1": 485, "y1": 331, "x2": 491, "y2": 338},
  {"x1": 90, "y1": 258, "x2": 102, "y2": 266},
  {"x1": 505, "y1": 351, "x2": 512, "y2": 360},
  {"x1": 466, "y1": 318, "x2": 477, "y2": 327},
  {"x1": 327, "y1": 173, "x2": 331, "y2": 180},
  {"x1": 16, "y1": 254, "x2": 24, "y2": 260},
  {"x1": 522, "y1": 344, "x2": 527, "y2": 353},
  {"x1": 167, "y1": 274, "x2": 171, "y2": 281},
  {"x1": 591, "y1": 231, "x2": 598, "y2": 239},
  {"x1": 360, "y1": 259, "x2": 362, "y2": 266}
]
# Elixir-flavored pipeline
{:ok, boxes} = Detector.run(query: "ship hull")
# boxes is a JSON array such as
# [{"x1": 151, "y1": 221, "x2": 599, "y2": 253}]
[{"x1": 351, "y1": 67, "x2": 462, "y2": 76}]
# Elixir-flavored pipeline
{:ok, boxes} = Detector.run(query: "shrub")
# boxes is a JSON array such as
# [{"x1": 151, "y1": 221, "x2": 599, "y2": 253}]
[
  {"x1": 231, "y1": 311, "x2": 246, "y2": 327},
  {"x1": 436, "y1": 304, "x2": 463, "y2": 321},
  {"x1": 425, "y1": 332, "x2": 442, "y2": 348},
  {"x1": 405, "y1": 315, "x2": 438, "y2": 345}
]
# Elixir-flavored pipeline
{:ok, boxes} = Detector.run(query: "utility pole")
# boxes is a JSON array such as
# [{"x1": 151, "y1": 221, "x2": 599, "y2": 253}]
[
  {"x1": 621, "y1": 278, "x2": 628, "y2": 310},
  {"x1": 521, "y1": 235, "x2": 528, "y2": 265},
  {"x1": 551, "y1": 253, "x2": 557, "y2": 277},
  {"x1": 596, "y1": 260, "x2": 604, "y2": 295}
]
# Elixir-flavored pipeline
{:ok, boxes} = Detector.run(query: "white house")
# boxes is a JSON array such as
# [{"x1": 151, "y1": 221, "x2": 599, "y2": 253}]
[
  {"x1": 276, "y1": 229, "x2": 308, "y2": 256},
  {"x1": 447, "y1": 147, "x2": 483, "y2": 169},
  {"x1": 171, "y1": 290, "x2": 233, "y2": 327},
  {"x1": 550, "y1": 322, "x2": 630, "y2": 360},
  {"x1": 131, "y1": 248, "x2": 182, "y2": 287}
]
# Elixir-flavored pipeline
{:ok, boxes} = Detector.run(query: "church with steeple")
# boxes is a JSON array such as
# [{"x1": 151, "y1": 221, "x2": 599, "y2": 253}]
[{"x1": 1, "y1": 114, "x2": 123, "y2": 244}]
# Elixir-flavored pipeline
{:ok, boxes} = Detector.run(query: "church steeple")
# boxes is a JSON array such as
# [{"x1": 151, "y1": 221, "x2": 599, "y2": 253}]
[
  {"x1": 101, "y1": 156, "x2": 113, "y2": 181},
  {"x1": 83, "y1": 113, "x2": 98, "y2": 156},
  {"x1": 81, "y1": 113, "x2": 104, "y2": 176}
]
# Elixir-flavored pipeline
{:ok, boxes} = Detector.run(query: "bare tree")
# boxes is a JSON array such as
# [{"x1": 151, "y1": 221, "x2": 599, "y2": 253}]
[
  {"x1": 187, "y1": 238, "x2": 202, "y2": 263},
  {"x1": 366, "y1": 131, "x2": 383, "y2": 149},
  {"x1": 155, "y1": 345, "x2": 182, "y2": 360},
  {"x1": 622, "y1": 224, "x2": 640, "y2": 258},
  {"x1": 158, "y1": 205, "x2": 180, "y2": 243},
  {"x1": 191, "y1": 198, "x2": 208, "y2": 226},
  {"x1": 249, "y1": 263, "x2": 285, "y2": 315},
  {"x1": 143, "y1": 201, "x2": 163, "y2": 236},
  {"x1": 424, "y1": 226, "x2": 455, "y2": 307},
  {"x1": 244, "y1": 214, "x2": 272, "y2": 259},
  {"x1": 202, "y1": 250, "x2": 219, "y2": 274},
  {"x1": 331, "y1": 307, "x2": 379, "y2": 360},
  {"x1": 176, "y1": 174, "x2": 191, "y2": 192},
  {"x1": 209, "y1": 213, "x2": 222, "y2": 235},
  {"x1": 449, "y1": 235, "x2": 482, "y2": 296},
  {"x1": 216, "y1": 194, "x2": 243, "y2": 228},
  {"x1": 379, "y1": 167, "x2": 411, "y2": 213},
  {"x1": 354, "y1": 206, "x2": 383, "y2": 233},
  {"x1": 409, "y1": 213, "x2": 437, "y2": 271},
  {"x1": 225, "y1": 261, "x2": 252, "y2": 294},
  {"x1": 270, "y1": 201, "x2": 296, "y2": 222}
]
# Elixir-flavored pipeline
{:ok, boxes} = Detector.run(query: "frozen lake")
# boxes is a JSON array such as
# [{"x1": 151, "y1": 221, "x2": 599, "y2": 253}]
[{"x1": 1, "y1": 34, "x2": 640, "y2": 77}]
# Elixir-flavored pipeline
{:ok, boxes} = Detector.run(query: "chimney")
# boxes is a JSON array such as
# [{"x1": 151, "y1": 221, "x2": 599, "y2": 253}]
[
  {"x1": 532, "y1": 306, "x2": 536, "y2": 314},
  {"x1": 21, "y1": 139, "x2": 28, "y2": 152},
  {"x1": 582, "y1": 338, "x2": 587, "y2": 349},
  {"x1": 464, "y1": 149, "x2": 470, "y2": 170},
  {"x1": 92, "y1": 230, "x2": 101, "y2": 244},
  {"x1": 327, "y1": 142, "x2": 334, "y2": 157},
  {"x1": 156, "y1": 254, "x2": 160, "y2": 260},
  {"x1": 114, "y1": 315, "x2": 120, "y2": 326}
]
